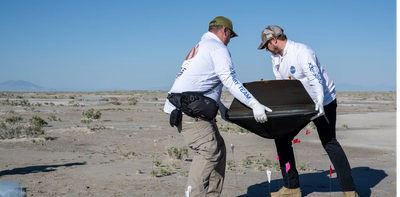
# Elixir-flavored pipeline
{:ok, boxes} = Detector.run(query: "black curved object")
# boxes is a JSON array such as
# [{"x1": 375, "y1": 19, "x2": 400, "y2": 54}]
[{"x1": 226, "y1": 80, "x2": 317, "y2": 139}]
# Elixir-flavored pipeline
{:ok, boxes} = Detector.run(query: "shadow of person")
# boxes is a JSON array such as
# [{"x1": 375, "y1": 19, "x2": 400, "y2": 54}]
[
  {"x1": 237, "y1": 167, "x2": 387, "y2": 197},
  {"x1": 0, "y1": 162, "x2": 86, "y2": 177}
]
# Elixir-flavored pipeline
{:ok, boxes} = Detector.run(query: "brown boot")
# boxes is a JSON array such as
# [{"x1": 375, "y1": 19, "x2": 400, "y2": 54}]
[
  {"x1": 343, "y1": 191, "x2": 359, "y2": 197},
  {"x1": 270, "y1": 186, "x2": 302, "y2": 197}
]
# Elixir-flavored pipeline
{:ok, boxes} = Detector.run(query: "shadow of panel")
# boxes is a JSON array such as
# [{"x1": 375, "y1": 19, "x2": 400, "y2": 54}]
[
  {"x1": 0, "y1": 162, "x2": 86, "y2": 177},
  {"x1": 238, "y1": 167, "x2": 387, "y2": 197}
]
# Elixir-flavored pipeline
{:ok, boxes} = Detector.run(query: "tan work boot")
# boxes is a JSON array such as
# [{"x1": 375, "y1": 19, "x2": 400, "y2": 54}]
[
  {"x1": 343, "y1": 191, "x2": 359, "y2": 197},
  {"x1": 270, "y1": 186, "x2": 302, "y2": 197}
]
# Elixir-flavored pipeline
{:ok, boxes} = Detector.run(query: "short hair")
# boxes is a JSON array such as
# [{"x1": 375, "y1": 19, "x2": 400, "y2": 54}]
[
  {"x1": 209, "y1": 24, "x2": 223, "y2": 33},
  {"x1": 275, "y1": 33, "x2": 287, "y2": 41}
]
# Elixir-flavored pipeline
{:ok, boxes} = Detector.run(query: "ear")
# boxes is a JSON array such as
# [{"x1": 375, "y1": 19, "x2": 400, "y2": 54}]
[{"x1": 271, "y1": 37, "x2": 277, "y2": 44}]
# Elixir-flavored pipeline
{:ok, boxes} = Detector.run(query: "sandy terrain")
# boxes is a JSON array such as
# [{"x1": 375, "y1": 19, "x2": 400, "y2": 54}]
[{"x1": 0, "y1": 90, "x2": 396, "y2": 197}]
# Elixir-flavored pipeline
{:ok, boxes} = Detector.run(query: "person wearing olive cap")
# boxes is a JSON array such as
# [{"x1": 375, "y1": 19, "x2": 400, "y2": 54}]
[
  {"x1": 258, "y1": 26, "x2": 358, "y2": 197},
  {"x1": 164, "y1": 16, "x2": 272, "y2": 197}
]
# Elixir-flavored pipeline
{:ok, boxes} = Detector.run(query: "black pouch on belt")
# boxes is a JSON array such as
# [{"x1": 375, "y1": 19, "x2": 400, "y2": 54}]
[
  {"x1": 180, "y1": 92, "x2": 219, "y2": 121},
  {"x1": 167, "y1": 93, "x2": 183, "y2": 127},
  {"x1": 169, "y1": 109, "x2": 182, "y2": 127}
]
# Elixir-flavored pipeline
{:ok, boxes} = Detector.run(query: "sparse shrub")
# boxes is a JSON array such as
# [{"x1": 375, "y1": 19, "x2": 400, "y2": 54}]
[
  {"x1": 151, "y1": 170, "x2": 158, "y2": 177},
  {"x1": 82, "y1": 108, "x2": 102, "y2": 120},
  {"x1": 226, "y1": 160, "x2": 234, "y2": 171},
  {"x1": 306, "y1": 121, "x2": 317, "y2": 129},
  {"x1": 80, "y1": 119, "x2": 92, "y2": 126},
  {"x1": 25, "y1": 116, "x2": 48, "y2": 137},
  {"x1": 272, "y1": 161, "x2": 280, "y2": 171},
  {"x1": 179, "y1": 171, "x2": 189, "y2": 177},
  {"x1": 5, "y1": 116, "x2": 23, "y2": 124},
  {"x1": 241, "y1": 158, "x2": 252, "y2": 167},
  {"x1": 159, "y1": 168, "x2": 171, "y2": 176},
  {"x1": 254, "y1": 164, "x2": 262, "y2": 171},
  {"x1": 165, "y1": 147, "x2": 189, "y2": 160},
  {"x1": 0, "y1": 116, "x2": 24, "y2": 139},
  {"x1": 110, "y1": 97, "x2": 121, "y2": 105},
  {"x1": 235, "y1": 126, "x2": 249, "y2": 134},
  {"x1": 297, "y1": 162, "x2": 316, "y2": 171},
  {"x1": 171, "y1": 163, "x2": 177, "y2": 169},
  {"x1": 127, "y1": 97, "x2": 138, "y2": 105},
  {"x1": 342, "y1": 124, "x2": 348, "y2": 129},
  {"x1": 253, "y1": 157, "x2": 264, "y2": 164},
  {"x1": 48, "y1": 114, "x2": 61, "y2": 122},
  {"x1": 29, "y1": 116, "x2": 48, "y2": 127},
  {"x1": 261, "y1": 159, "x2": 273, "y2": 167},
  {"x1": 122, "y1": 151, "x2": 135, "y2": 157},
  {"x1": 152, "y1": 97, "x2": 158, "y2": 101},
  {"x1": 153, "y1": 160, "x2": 162, "y2": 167}
]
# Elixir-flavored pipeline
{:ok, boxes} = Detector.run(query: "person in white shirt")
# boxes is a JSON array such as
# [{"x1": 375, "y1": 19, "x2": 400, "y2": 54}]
[
  {"x1": 258, "y1": 25, "x2": 358, "y2": 197},
  {"x1": 164, "y1": 16, "x2": 272, "y2": 197}
]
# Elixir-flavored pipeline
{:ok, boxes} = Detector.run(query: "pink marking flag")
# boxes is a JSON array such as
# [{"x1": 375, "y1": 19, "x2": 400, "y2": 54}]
[
  {"x1": 293, "y1": 138, "x2": 301, "y2": 144},
  {"x1": 276, "y1": 155, "x2": 279, "y2": 161},
  {"x1": 330, "y1": 165, "x2": 332, "y2": 178},
  {"x1": 285, "y1": 162, "x2": 290, "y2": 173},
  {"x1": 306, "y1": 130, "x2": 311, "y2": 135}
]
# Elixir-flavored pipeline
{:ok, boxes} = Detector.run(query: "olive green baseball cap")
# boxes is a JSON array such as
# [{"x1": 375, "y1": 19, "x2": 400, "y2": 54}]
[{"x1": 209, "y1": 16, "x2": 238, "y2": 38}]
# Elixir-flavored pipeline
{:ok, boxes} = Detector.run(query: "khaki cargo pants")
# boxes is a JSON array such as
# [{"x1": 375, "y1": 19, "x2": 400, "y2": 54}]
[{"x1": 178, "y1": 114, "x2": 226, "y2": 197}]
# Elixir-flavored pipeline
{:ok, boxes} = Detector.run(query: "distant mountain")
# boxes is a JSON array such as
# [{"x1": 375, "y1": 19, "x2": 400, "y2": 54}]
[
  {"x1": 0, "y1": 80, "x2": 395, "y2": 92},
  {"x1": 0, "y1": 80, "x2": 56, "y2": 92},
  {"x1": 335, "y1": 83, "x2": 396, "y2": 92}
]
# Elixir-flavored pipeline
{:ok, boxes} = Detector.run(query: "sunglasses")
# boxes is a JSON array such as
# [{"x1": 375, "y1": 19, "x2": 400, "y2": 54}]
[
  {"x1": 223, "y1": 26, "x2": 234, "y2": 38},
  {"x1": 265, "y1": 40, "x2": 271, "y2": 50}
]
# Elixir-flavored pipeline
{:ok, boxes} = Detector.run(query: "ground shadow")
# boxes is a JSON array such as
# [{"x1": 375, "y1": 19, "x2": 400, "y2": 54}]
[
  {"x1": 237, "y1": 167, "x2": 387, "y2": 197},
  {"x1": 0, "y1": 162, "x2": 86, "y2": 177}
]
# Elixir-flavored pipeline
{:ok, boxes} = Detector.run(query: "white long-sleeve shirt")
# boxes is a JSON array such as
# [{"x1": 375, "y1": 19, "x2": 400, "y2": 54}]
[
  {"x1": 164, "y1": 32, "x2": 254, "y2": 114},
  {"x1": 271, "y1": 40, "x2": 336, "y2": 106}
]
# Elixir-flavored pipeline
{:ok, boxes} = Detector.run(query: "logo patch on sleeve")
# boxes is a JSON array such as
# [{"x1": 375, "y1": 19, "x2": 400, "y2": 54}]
[
  {"x1": 185, "y1": 44, "x2": 199, "y2": 61},
  {"x1": 290, "y1": 66, "x2": 296, "y2": 74}
]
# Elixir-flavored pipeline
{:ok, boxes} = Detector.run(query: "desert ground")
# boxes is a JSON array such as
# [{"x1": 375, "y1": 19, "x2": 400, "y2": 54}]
[{"x1": 0, "y1": 90, "x2": 396, "y2": 197}]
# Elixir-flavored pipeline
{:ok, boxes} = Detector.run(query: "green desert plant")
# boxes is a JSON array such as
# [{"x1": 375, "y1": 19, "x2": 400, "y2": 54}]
[
  {"x1": 179, "y1": 171, "x2": 189, "y2": 177},
  {"x1": 0, "y1": 116, "x2": 24, "y2": 139},
  {"x1": 241, "y1": 158, "x2": 252, "y2": 167},
  {"x1": 297, "y1": 162, "x2": 317, "y2": 171},
  {"x1": 25, "y1": 116, "x2": 48, "y2": 137},
  {"x1": 48, "y1": 114, "x2": 61, "y2": 122},
  {"x1": 82, "y1": 108, "x2": 102, "y2": 120},
  {"x1": 165, "y1": 147, "x2": 189, "y2": 160},
  {"x1": 150, "y1": 170, "x2": 158, "y2": 177},
  {"x1": 226, "y1": 160, "x2": 234, "y2": 171},
  {"x1": 127, "y1": 97, "x2": 138, "y2": 105},
  {"x1": 153, "y1": 160, "x2": 162, "y2": 167}
]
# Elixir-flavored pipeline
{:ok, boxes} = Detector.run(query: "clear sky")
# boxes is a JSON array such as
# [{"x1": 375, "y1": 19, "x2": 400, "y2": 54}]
[{"x1": 0, "y1": 0, "x2": 396, "y2": 91}]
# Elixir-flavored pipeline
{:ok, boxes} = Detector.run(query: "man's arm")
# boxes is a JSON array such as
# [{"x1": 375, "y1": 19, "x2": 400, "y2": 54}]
[
  {"x1": 298, "y1": 49, "x2": 325, "y2": 120},
  {"x1": 213, "y1": 48, "x2": 272, "y2": 123}
]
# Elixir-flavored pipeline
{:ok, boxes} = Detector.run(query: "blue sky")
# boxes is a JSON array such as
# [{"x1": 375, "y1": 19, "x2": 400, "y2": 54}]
[{"x1": 0, "y1": 0, "x2": 396, "y2": 91}]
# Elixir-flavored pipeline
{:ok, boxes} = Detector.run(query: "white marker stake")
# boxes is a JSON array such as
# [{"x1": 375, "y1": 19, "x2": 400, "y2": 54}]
[
  {"x1": 152, "y1": 140, "x2": 157, "y2": 174},
  {"x1": 185, "y1": 185, "x2": 192, "y2": 197},
  {"x1": 266, "y1": 169, "x2": 271, "y2": 195},
  {"x1": 231, "y1": 144, "x2": 238, "y2": 187}
]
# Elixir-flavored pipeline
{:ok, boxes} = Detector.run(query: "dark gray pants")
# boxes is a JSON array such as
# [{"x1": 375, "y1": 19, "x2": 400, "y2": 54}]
[{"x1": 274, "y1": 99, "x2": 356, "y2": 191}]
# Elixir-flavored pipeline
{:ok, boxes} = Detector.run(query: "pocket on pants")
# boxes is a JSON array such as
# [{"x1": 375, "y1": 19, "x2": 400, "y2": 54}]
[{"x1": 181, "y1": 121, "x2": 218, "y2": 157}]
